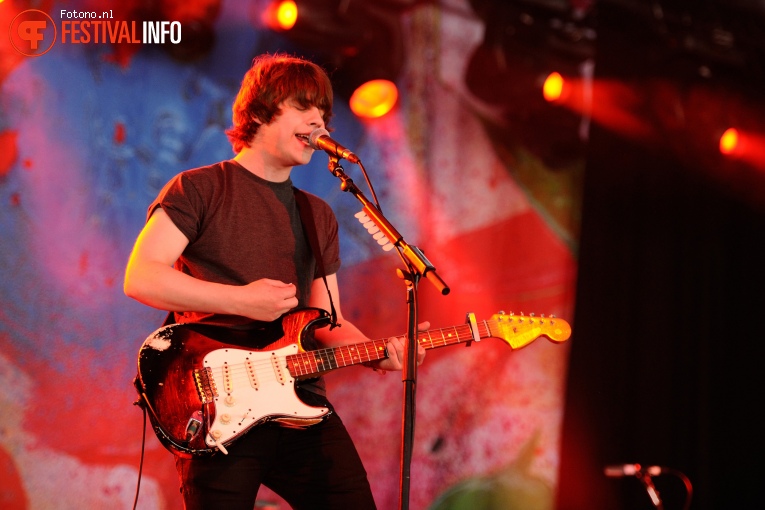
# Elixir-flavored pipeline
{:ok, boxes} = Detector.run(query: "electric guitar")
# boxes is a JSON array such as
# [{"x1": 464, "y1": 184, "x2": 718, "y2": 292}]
[{"x1": 134, "y1": 307, "x2": 571, "y2": 458}]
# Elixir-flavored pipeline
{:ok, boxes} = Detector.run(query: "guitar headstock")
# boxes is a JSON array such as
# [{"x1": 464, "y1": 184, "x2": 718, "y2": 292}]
[{"x1": 490, "y1": 311, "x2": 571, "y2": 350}]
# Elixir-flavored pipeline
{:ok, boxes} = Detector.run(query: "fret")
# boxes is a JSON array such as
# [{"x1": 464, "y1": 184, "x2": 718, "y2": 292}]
[
  {"x1": 332, "y1": 346, "x2": 345, "y2": 367},
  {"x1": 348, "y1": 344, "x2": 362, "y2": 364},
  {"x1": 446, "y1": 326, "x2": 459, "y2": 346},
  {"x1": 423, "y1": 331, "x2": 433, "y2": 348},
  {"x1": 336, "y1": 345, "x2": 353, "y2": 367},
  {"x1": 481, "y1": 320, "x2": 492, "y2": 339},
  {"x1": 294, "y1": 352, "x2": 312, "y2": 376},
  {"x1": 484, "y1": 319, "x2": 495, "y2": 339},
  {"x1": 434, "y1": 327, "x2": 447, "y2": 347},
  {"x1": 368, "y1": 340, "x2": 387, "y2": 362},
  {"x1": 319, "y1": 349, "x2": 336, "y2": 371},
  {"x1": 304, "y1": 352, "x2": 316, "y2": 373},
  {"x1": 459, "y1": 324, "x2": 474, "y2": 342},
  {"x1": 305, "y1": 351, "x2": 320, "y2": 374},
  {"x1": 287, "y1": 349, "x2": 336, "y2": 378},
  {"x1": 453, "y1": 325, "x2": 466, "y2": 344},
  {"x1": 287, "y1": 355, "x2": 299, "y2": 377}
]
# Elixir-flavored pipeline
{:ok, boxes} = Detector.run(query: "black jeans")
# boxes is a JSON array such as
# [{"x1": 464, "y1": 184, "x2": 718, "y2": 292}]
[{"x1": 175, "y1": 392, "x2": 376, "y2": 510}]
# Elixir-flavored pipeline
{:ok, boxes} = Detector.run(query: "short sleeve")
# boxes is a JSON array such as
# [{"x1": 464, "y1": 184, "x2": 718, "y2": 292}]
[{"x1": 147, "y1": 170, "x2": 210, "y2": 243}]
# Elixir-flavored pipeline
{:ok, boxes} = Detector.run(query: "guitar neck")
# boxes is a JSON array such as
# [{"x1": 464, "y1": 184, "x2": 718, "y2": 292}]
[{"x1": 286, "y1": 320, "x2": 495, "y2": 378}]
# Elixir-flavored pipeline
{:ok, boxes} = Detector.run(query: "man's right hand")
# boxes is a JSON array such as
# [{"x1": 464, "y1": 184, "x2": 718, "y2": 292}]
[{"x1": 237, "y1": 278, "x2": 298, "y2": 322}]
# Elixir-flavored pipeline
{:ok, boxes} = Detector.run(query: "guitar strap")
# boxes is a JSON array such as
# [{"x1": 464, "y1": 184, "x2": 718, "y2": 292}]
[{"x1": 293, "y1": 187, "x2": 340, "y2": 330}]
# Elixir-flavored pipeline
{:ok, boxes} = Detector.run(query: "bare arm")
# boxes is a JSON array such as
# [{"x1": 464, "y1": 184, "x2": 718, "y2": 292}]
[
  {"x1": 309, "y1": 274, "x2": 427, "y2": 372},
  {"x1": 123, "y1": 208, "x2": 299, "y2": 322}
]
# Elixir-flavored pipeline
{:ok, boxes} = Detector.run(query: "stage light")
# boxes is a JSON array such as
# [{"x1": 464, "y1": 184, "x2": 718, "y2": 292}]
[
  {"x1": 719, "y1": 127, "x2": 740, "y2": 155},
  {"x1": 716, "y1": 127, "x2": 765, "y2": 168},
  {"x1": 334, "y1": 40, "x2": 402, "y2": 119},
  {"x1": 543, "y1": 72, "x2": 565, "y2": 102},
  {"x1": 262, "y1": 0, "x2": 297, "y2": 31},
  {"x1": 260, "y1": 0, "x2": 404, "y2": 119},
  {"x1": 349, "y1": 79, "x2": 399, "y2": 119},
  {"x1": 463, "y1": 0, "x2": 595, "y2": 168}
]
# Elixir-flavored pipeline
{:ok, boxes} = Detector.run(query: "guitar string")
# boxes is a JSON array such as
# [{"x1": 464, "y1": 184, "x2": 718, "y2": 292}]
[
  {"x1": 199, "y1": 321, "x2": 500, "y2": 389},
  {"x1": 196, "y1": 316, "x2": 561, "y2": 401}
]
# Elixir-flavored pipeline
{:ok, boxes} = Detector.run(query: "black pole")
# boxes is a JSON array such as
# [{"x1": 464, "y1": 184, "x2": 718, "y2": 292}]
[
  {"x1": 398, "y1": 270, "x2": 419, "y2": 510},
  {"x1": 324, "y1": 156, "x2": 448, "y2": 509}
]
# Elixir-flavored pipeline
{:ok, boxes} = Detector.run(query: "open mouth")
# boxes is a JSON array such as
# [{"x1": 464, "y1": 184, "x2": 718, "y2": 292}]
[{"x1": 296, "y1": 134, "x2": 310, "y2": 144}]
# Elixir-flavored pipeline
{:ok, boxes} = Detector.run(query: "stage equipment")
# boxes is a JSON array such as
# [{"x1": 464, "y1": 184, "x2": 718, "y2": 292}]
[{"x1": 464, "y1": 0, "x2": 596, "y2": 168}]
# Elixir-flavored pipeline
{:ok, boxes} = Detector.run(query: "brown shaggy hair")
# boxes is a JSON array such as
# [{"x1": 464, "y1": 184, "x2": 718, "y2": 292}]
[{"x1": 225, "y1": 53, "x2": 334, "y2": 153}]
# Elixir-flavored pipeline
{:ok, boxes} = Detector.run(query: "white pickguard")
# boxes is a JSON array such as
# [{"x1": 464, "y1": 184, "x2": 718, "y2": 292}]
[{"x1": 201, "y1": 344, "x2": 329, "y2": 452}]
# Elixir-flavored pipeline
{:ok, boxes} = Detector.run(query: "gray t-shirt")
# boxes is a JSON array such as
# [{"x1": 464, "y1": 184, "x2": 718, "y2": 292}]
[{"x1": 148, "y1": 160, "x2": 342, "y2": 393}]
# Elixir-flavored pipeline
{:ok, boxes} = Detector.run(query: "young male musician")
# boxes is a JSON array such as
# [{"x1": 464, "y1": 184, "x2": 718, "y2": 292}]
[{"x1": 124, "y1": 53, "x2": 426, "y2": 509}]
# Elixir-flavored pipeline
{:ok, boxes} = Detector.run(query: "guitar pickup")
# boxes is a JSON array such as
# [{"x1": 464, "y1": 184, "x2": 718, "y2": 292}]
[
  {"x1": 245, "y1": 359, "x2": 259, "y2": 390},
  {"x1": 271, "y1": 352, "x2": 288, "y2": 385}
]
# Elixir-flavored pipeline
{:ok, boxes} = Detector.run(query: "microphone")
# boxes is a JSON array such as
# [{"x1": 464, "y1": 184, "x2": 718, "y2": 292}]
[
  {"x1": 604, "y1": 464, "x2": 663, "y2": 477},
  {"x1": 308, "y1": 128, "x2": 360, "y2": 164}
]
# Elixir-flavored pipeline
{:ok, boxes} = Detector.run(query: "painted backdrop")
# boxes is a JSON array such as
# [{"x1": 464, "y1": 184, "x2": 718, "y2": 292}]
[{"x1": 0, "y1": 1, "x2": 578, "y2": 508}]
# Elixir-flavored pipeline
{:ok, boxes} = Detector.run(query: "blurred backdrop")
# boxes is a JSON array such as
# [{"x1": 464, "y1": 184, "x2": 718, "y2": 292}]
[{"x1": 1, "y1": 0, "x2": 763, "y2": 509}]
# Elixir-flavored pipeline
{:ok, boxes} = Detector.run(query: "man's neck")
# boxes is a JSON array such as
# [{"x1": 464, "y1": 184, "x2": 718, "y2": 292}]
[{"x1": 233, "y1": 147, "x2": 292, "y2": 183}]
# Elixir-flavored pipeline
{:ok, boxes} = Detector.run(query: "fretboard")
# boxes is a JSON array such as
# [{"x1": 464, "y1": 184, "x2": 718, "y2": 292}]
[{"x1": 286, "y1": 320, "x2": 496, "y2": 378}]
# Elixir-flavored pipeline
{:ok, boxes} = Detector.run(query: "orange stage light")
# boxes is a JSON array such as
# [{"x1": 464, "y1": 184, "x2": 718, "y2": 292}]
[
  {"x1": 543, "y1": 72, "x2": 565, "y2": 102},
  {"x1": 718, "y1": 128, "x2": 765, "y2": 169},
  {"x1": 719, "y1": 127, "x2": 740, "y2": 155},
  {"x1": 262, "y1": 0, "x2": 297, "y2": 31},
  {"x1": 349, "y1": 79, "x2": 398, "y2": 119}
]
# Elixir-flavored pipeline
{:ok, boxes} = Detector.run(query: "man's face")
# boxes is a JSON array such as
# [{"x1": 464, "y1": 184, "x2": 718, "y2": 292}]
[{"x1": 255, "y1": 100, "x2": 326, "y2": 169}]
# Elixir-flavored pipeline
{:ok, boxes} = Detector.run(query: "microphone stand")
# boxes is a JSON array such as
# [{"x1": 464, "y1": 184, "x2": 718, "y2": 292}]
[
  {"x1": 325, "y1": 156, "x2": 449, "y2": 510},
  {"x1": 639, "y1": 471, "x2": 664, "y2": 510}
]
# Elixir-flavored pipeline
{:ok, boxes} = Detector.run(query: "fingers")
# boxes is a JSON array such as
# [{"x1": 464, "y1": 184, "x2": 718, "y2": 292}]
[
  {"x1": 258, "y1": 279, "x2": 297, "y2": 299},
  {"x1": 276, "y1": 283, "x2": 298, "y2": 302},
  {"x1": 278, "y1": 295, "x2": 299, "y2": 313},
  {"x1": 385, "y1": 335, "x2": 426, "y2": 370},
  {"x1": 274, "y1": 284, "x2": 298, "y2": 316},
  {"x1": 240, "y1": 279, "x2": 298, "y2": 321}
]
